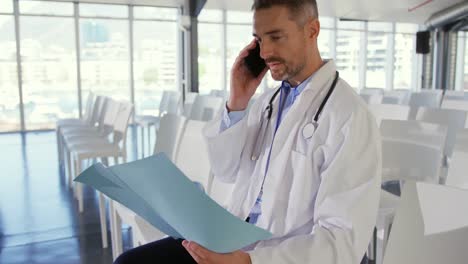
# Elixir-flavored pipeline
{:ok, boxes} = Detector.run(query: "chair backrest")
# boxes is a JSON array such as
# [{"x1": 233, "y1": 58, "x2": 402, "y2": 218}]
[
  {"x1": 453, "y1": 129, "x2": 468, "y2": 152},
  {"x1": 153, "y1": 114, "x2": 186, "y2": 161},
  {"x1": 189, "y1": 95, "x2": 224, "y2": 121},
  {"x1": 157, "y1": 90, "x2": 172, "y2": 117},
  {"x1": 183, "y1": 92, "x2": 199, "y2": 117},
  {"x1": 409, "y1": 91, "x2": 442, "y2": 108},
  {"x1": 112, "y1": 101, "x2": 134, "y2": 149},
  {"x1": 445, "y1": 150, "x2": 468, "y2": 189},
  {"x1": 441, "y1": 99, "x2": 468, "y2": 112},
  {"x1": 166, "y1": 91, "x2": 181, "y2": 115},
  {"x1": 208, "y1": 176, "x2": 234, "y2": 207},
  {"x1": 82, "y1": 92, "x2": 95, "y2": 123},
  {"x1": 360, "y1": 88, "x2": 384, "y2": 96},
  {"x1": 174, "y1": 120, "x2": 211, "y2": 189},
  {"x1": 101, "y1": 98, "x2": 121, "y2": 136},
  {"x1": 380, "y1": 119, "x2": 447, "y2": 153},
  {"x1": 383, "y1": 182, "x2": 468, "y2": 264},
  {"x1": 360, "y1": 93, "x2": 383, "y2": 104},
  {"x1": 382, "y1": 139, "x2": 442, "y2": 183},
  {"x1": 368, "y1": 104, "x2": 410, "y2": 126},
  {"x1": 441, "y1": 100, "x2": 468, "y2": 126},
  {"x1": 416, "y1": 107, "x2": 467, "y2": 157},
  {"x1": 383, "y1": 89, "x2": 410, "y2": 105},
  {"x1": 89, "y1": 95, "x2": 104, "y2": 126},
  {"x1": 443, "y1": 90, "x2": 465, "y2": 101}
]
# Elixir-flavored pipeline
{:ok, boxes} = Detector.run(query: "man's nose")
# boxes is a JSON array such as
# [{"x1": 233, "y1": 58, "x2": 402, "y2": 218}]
[{"x1": 259, "y1": 41, "x2": 273, "y2": 60}]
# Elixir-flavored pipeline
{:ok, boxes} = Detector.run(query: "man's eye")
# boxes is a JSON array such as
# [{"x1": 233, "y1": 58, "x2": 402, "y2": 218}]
[{"x1": 271, "y1": 36, "x2": 281, "y2": 41}]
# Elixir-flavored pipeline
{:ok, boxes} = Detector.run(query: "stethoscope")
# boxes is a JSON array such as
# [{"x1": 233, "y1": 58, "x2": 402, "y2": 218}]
[{"x1": 251, "y1": 71, "x2": 340, "y2": 161}]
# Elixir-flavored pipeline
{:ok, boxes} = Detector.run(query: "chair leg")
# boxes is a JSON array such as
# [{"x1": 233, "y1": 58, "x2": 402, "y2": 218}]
[
  {"x1": 109, "y1": 200, "x2": 117, "y2": 259},
  {"x1": 98, "y1": 192, "x2": 108, "y2": 248},
  {"x1": 56, "y1": 129, "x2": 62, "y2": 165},
  {"x1": 110, "y1": 201, "x2": 123, "y2": 260},
  {"x1": 147, "y1": 125, "x2": 151, "y2": 156},
  {"x1": 141, "y1": 125, "x2": 145, "y2": 158},
  {"x1": 75, "y1": 157, "x2": 84, "y2": 213},
  {"x1": 66, "y1": 147, "x2": 73, "y2": 189},
  {"x1": 366, "y1": 228, "x2": 377, "y2": 264}
]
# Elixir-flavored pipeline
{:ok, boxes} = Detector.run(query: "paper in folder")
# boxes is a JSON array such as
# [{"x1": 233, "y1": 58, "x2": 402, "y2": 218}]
[{"x1": 74, "y1": 153, "x2": 272, "y2": 253}]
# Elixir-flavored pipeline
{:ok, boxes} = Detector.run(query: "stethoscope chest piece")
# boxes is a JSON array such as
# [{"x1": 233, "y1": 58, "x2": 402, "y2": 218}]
[{"x1": 302, "y1": 122, "x2": 317, "y2": 139}]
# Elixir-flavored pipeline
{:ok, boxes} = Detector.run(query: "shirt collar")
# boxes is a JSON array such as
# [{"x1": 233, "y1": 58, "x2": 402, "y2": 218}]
[{"x1": 280, "y1": 71, "x2": 315, "y2": 100}]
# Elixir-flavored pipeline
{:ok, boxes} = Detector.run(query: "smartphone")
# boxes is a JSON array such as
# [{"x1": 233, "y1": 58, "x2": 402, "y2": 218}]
[{"x1": 244, "y1": 42, "x2": 267, "y2": 77}]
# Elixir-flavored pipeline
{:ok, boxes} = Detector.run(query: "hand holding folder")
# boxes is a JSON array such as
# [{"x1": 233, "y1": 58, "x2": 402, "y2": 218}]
[{"x1": 74, "y1": 153, "x2": 272, "y2": 253}]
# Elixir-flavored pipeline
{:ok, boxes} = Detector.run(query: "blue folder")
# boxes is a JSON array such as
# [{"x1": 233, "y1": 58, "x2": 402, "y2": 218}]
[{"x1": 74, "y1": 153, "x2": 272, "y2": 253}]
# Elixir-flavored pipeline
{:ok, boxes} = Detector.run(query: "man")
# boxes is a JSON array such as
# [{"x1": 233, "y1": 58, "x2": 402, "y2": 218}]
[{"x1": 115, "y1": 0, "x2": 381, "y2": 263}]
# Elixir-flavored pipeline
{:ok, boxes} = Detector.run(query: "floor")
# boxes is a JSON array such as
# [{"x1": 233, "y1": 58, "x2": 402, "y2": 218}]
[{"x1": 0, "y1": 126, "x2": 152, "y2": 264}]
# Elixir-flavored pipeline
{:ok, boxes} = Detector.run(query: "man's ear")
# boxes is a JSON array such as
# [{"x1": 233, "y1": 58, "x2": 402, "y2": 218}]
[{"x1": 306, "y1": 18, "x2": 320, "y2": 40}]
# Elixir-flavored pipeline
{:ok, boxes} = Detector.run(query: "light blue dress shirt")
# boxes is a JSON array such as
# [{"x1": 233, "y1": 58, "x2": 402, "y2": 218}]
[{"x1": 220, "y1": 74, "x2": 314, "y2": 224}]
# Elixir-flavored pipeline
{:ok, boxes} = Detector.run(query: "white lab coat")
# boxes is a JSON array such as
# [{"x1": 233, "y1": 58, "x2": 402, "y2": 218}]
[{"x1": 203, "y1": 60, "x2": 381, "y2": 263}]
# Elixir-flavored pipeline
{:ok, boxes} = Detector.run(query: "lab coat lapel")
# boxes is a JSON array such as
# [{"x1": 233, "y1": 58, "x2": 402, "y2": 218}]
[{"x1": 269, "y1": 61, "x2": 338, "y2": 160}]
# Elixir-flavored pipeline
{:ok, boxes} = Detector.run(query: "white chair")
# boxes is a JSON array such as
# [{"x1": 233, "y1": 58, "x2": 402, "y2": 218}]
[
  {"x1": 183, "y1": 92, "x2": 199, "y2": 117},
  {"x1": 71, "y1": 102, "x2": 133, "y2": 249},
  {"x1": 112, "y1": 119, "x2": 211, "y2": 255},
  {"x1": 56, "y1": 92, "x2": 95, "y2": 128},
  {"x1": 188, "y1": 95, "x2": 224, "y2": 121},
  {"x1": 208, "y1": 176, "x2": 234, "y2": 208},
  {"x1": 361, "y1": 88, "x2": 384, "y2": 96},
  {"x1": 415, "y1": 107, "x2": 467, "y2": 158},
  {"x1": 382, "y1": 139, "x2": 443, "y2": 184},
  {"x1": 382, "y1": 89, "x2": 410, "y2": 105},
  {"x1": 63, "y1": 98, "x2": 120, "y2": 186},
  {"x1": 409, "y1": 91, "x2": 443, "y2": 108},
  {"x1": 57, "y1": 94, "x2": 102, "y2": 165},
  {"x1": 174, "y1": 120, "x2": 211, "y2": 189},
  {"x1": 109, "y1": 114, "x2": 187, "y2": 259},
  {"x1": 383, "y1": 182, "x2": 468, "y2": 264},
  {"x1": 360, "y1": 93, "x2": 383, "y2": 104},
  {"x1": 443, "y1": 90, "x2": 465, "y2": 101},
  {"x1": 368, "y1": 104, "x2": 410, "y2": 126},
  {"x1": 380, "y1": 120, "x2": 447, "y2": 153},
  {"x1": 453, "y1": 129, "x2": 468, "y2": 152},
  {"x1": 441, "y1": 99, "x2": 468, "y2": 126},
  {"x1": 445, "y1": 150, "x2": 468, "y2": 189},
  {"x1": 134, "y1": 90, "x2": 181, "y2": 157},
  {"x1": 377, "y1": 139, "x2": 443, "y2": 261}
]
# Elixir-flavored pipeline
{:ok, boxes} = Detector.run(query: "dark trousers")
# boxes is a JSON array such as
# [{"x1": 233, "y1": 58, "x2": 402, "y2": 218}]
[
  {"x1": 113, "y1": 237, "x2": 196, "y2": 264},
  {"x1": 114, "y1": 237, "x2": 370, "y2": 264}
]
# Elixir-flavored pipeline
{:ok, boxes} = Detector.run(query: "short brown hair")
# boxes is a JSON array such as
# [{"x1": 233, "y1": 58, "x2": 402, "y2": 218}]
[{"x1": 252, "y1": 0, "x2": 319, "y2": 24}]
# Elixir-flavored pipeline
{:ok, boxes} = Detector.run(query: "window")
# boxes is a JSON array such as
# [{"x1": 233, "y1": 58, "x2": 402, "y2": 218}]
[
  {"x1": 198, "y1": 9, "x2": 222, "y2": 23},
  {"x1": 226, "y1": 11, "x2": 253, "y2": 24},
  {"x1": 133, "y1": 20, "x2": 178, "y2": 115},
  {"x1": 0, "y1": 0, "x2": 13, "y2": 13},
  {"x1": 133, "y1": 6, "x2": 177, "y2": 20},
  {"x1": 198, "y1": 23, "x2": 223, "y2": 94},
  {"x1": 19, "y1": 1, "x2": 73, "y2": 16},
  {"x1": 80, "y1": 3, "x2": 128, "y2": 18},
  {"x1": 226, "y1": 24, "x2": 253, "y2": 90},
  {"x1": 464, "y1": 33, "x2": 468, "y2": 90},
  {"x1": 336, "y1": 26, "x2": 363, "y2": 88},
  {"x1": 0, "y1": 15, "x2": 20, "y2": 132},
  {"x1": 394, "y1": 23, "x2": 418, "y2": 89},
  {"x1": 20, "y1": 16, "x2": 78, "y2": 130},
  {"x1": 318, "y1": 29, "x2": 332, "y2": 59},
  {"x1": 80, "y1": 19, "x2": 130, "y2": 102},
  {"x1": 366, "y1": 22, "x2": 392, "y2": 89}
]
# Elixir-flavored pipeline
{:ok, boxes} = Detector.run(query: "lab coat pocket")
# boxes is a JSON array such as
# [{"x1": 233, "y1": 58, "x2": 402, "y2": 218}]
[{"x1": 287, "y1": 150, "x2": 318, "y2": 228}]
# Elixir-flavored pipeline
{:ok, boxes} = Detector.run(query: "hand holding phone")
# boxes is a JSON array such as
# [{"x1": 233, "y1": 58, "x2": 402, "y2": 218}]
[
  {"x1": 244, "y1": 42, "x2": 267, "y2": 77},
  {"x1": 228, "y1": 40, "x2": 268, "y2": 112}
]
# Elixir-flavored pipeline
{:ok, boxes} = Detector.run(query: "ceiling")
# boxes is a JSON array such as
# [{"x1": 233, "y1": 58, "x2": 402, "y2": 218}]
[{"x1": 38, "y1": 0, "x2": 466, "y2": 24}]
